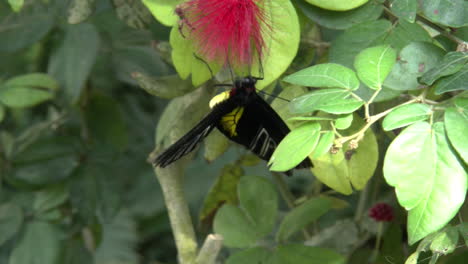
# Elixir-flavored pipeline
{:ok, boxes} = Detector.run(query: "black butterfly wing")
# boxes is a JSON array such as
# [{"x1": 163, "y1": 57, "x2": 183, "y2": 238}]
[
  {"x1": 217, "y1": 93, "x2": 313, "y2": 170},
  {"x1": 153, "y1": 99, "x2": 238, "y2": 168}
]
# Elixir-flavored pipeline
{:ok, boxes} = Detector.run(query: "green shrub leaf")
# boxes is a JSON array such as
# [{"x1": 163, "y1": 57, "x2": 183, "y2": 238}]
[
  {"x1": 284, "y1": 63, "x2": 360, "y2": 90},
  {"x1": 384, "y1": 122, "x2": 467, "y2": 244},
  {"x1": 445, "y1": 104, "x2": 468, "y2": 163},
  {"x1": 270, "y1": 122, "x2": 320, "y2": 171},
  {"x1": 354, "y1": 45, "x2": 397, "y2": 90},
  {"x1": 213, "y1": 204, "x2": 259, "y2": 248},
  {"x1": 290, "y1": 89, "x2": 364, "y2": 115},
  {"x1": 0, "y1": 203, "x2": 23, "y2": 246},
  {"x1": 382, "y1": 103, "x2": 432, "y2": 131},
  {"x1": 276, "y1": 197, "x2": 332, "y2": 242}
]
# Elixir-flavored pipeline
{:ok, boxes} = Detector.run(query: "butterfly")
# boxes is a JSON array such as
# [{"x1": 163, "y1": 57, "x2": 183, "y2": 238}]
[{"x1": 153, "y1": 76, "x2": 313, "y2": 172}]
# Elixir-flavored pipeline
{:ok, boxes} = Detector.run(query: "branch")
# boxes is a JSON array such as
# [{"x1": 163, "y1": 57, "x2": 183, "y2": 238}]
[
  {"x1": 152, "y1": 162, "x2": 198, "y2": 264},
  {"x1": 195, "y1": 234, "x2": 223, "y2": 264}
]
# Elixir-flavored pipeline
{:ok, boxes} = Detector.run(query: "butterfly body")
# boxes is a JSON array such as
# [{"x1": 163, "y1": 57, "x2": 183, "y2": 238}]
[{"x1": 154, "y1": 76, "x2": 312, "y2": 171}]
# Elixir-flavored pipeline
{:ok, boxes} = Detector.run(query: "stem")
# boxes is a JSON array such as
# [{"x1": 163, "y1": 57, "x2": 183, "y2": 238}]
[
  {"x1": 354, "y1": 183, "x2": 369, "y2": 223},
  {"x1": 336, "y1": 97, "x2": 420, "y2": 146},
  {"x1": 370, "y1": 222, "x2": 384, "y2": 262},
  {"x1": 272, "y1": 172, "x2": 296, "y2": 209},
  {"x1": 365, "y1": 88, "x2": 382, "y2": 120},
  {"x1": 272, "y1": 172, "x2": 312, "y2": 239},
  {"x1": 153, "y1": 165, "x2": 198, "y2": 264},
  {"x1": 429, "y1": 253, "x2": 440, "y2": 264},
  {"x1": 195, "y1": 234, "x2": 223, "y2": 264}
]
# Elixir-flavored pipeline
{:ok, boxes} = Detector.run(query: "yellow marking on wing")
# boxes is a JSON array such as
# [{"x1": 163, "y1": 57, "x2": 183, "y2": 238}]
[
  {"x1": 209, "y1": 91, "x2": 230, "y2": 109},
  {"x1": 220, "y1": 107, "x2": 244, "y2": 137}
]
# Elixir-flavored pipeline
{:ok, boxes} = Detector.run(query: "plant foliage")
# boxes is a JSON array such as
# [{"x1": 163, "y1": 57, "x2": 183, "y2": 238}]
[{"x1": 0, "y1": 0, "x2": 467, "y2": 264}]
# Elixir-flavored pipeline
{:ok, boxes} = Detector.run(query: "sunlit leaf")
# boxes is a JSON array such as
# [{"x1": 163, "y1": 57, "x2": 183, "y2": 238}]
[
  {"x1": 284, "y1": 63, "x2": 360, "y2": 90},
  {"x1": 384, "y1": 122, "x2": 467, "y2": 244},
  {"x1": 354, "y1": 45, "x2": 397, "y2": 90},
  {"x1": 290, "y1": 89, "x2": 364, "y2": 115},
  {"x1": 270, "y1": 122, "x2": 320, "y2": 171},
  {"x1": 382, "y1": 104, "x2": 432, "y2": 131}
]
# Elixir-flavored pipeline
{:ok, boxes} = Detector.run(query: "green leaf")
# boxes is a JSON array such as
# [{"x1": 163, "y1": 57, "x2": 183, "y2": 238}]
[
  {"x1": 383, "y1": 122, "x2": 467, "y2": 244},
  {"x1": 290, "y1": 89, "x2": 364, "y2": 115},
  {"x1": 284, "y1": 63, "x2": 360, "y2": 90},
  {"x1": 9, "y1": 136, "x2": 79, "y2": 187},
  {"x1": 85, "y1": 93, "x2": 128, "y2": 151},
  {"x1": 69, "y1": 163, "x2": 121, "y2": 223},
  {"x1": 430, "y1": 226, "x2": 459, "y2": 255},
  {"x1": 169, "y1": 26, "x2": 220, "y2": 86},
  {"x1": 8, "y1": 0, "x2": 24, "y2": 12},
  {"x1": 435, "y1": 64, "x2": 468, "y2": 94},
  {"x1": 297, "y1": 0, "x2": 383, "y2": 30},
  {"x1": 304, "y1": 0, "x2": 369, "y2": 11},
  {"x1": 48, "y1": 23, "x2": 100, "y2": 104},
  {"x1": 421, "y1": 0, "x2": 468, "y2": 27},
  {"x1": 213, "y1": 204, "x2": 259, "y2": 248},
  {"x1": 288, "y1": 116, "x2": 334, "y2": 122},
  {"x1": 95, "y1": 210, "x2": 138, "y2": 264},
  {"x1": 311, "y1": 131, "x2": 334, "y2": 158},
  {"x1": 312, "y1": 115, "x2": 378, "y2": 193},
  {"x1": 330, "y1": 20, "x2": 392, "y2": 68},
  {"x1": 67, "y1": 0, "x2": 94, "y2": 24},
  {"x1": 385, "y1": 42, "x2": 445, "y2": 90},
  {"x1": 0, "y1": 203, "x2": 23, "y2": 246},
  {"x1": 238, "y1": 176, "x2": 278, "y2": 237},
  {"x1": 272, "y1": 244, "x2": 345, "y2": 264},
  {"x1": 113, "y1": 41, "x2": 171, "y2": 84},
  {"x1": 33, "y1": 185, "x2": 69, "y2": 213},
  {"x1": 0, "y1": 86, "x2": 54, "y2": 108},
  {"x1": 226, "y1": 247, "x2": 271, "y2": 264},
  {"x1": 132, "y1": 73, "x2": 196, "y2": 99},
  {"x1": 270, "y1": 122, "x2": 320, "y2": 171},
  {"x1": 305, "y1": 219, "x2": 359, "y2": 255},
  {"x1": 445, "y1": 106, "x2": 468, "y2": 163},
  {"x1": 114, "y1": 0, "x2": 152, "y2": 29},
  {"x1": 5, "y1": 73, "x2": 59, "y2": 90},
  {"x1": 390, "y1": 0, "x2": 417, "y2": 22},
  {"x1": 382, "y1": 104, "x2": 432, "y2": 131},
  {"x1": 0, "y1": 104, "x2": 5, "y2": 123},
  {"x1": 354, "y1": 45, "x2": 397, "y2": 90},
  {"x1": 276, "y1": 197, "x2": 332, "y2": 242},
  {"x1": 204, "y1": 129, "x2": 230, "y2": 162},
  {"x1": 335, "y1": 114, "x2": 353, "y2": 130},
  {"x1": 420, "y1": 52, "x2": 468, "y2": 85},
  {"x1": 142, "y1": 0, "x2": 183, "y2": 26},
  {"x1": 0, "y1": 4, "x2": 54, "y2": 52},
  {"x1": 199, "y1": 164, "x2": 243, "y2": 224},
  {"x1": 0, "y1": 73, "x2": 59, "y2": 108},
  {"x1": 253, "y1": 0, "x2": 301, "y2": 90},
  {"x1": 9, "y1": 221, "x2": 60, "y2": 264},
  {"x1": 383, "y1": 20, "x2": 432, "y2": 51},
  {"x1": 458, "y1": 222, "x2": 468, "y2": 246}
]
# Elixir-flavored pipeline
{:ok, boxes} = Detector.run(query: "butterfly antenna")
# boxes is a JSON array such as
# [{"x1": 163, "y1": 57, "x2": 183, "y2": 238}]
[
  {"x1": 193, "y1": 53, "x2": 214, "y2": 79},
  {"x1": 257, "y1": 90, "x2": 290, "y2": 102}
]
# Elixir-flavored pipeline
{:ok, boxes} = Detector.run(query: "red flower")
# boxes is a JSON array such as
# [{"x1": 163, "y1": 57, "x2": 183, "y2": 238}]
[
  {"x1": 369, "y1": 203, "x2": 394, "y2": 222},
  {"x1": 177, "y1": 0, "x2": 271, "y2": 68}
]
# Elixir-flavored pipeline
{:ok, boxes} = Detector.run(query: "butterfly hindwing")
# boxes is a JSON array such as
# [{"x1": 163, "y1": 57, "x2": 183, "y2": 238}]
[
  {"x1": 153, "y1": 99, "x2": 237, "y2": 167},
  {"x1": 216, "y1": 92, "x2": 313, "y2": 169}
]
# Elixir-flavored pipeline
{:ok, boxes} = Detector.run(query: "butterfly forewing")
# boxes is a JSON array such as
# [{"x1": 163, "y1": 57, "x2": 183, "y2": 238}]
[{"x1": 153, "y1": 99, "x2": 237, "y2": 167}]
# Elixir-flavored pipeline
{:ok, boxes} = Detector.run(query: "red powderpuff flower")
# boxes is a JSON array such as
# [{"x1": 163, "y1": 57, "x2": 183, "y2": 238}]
[
  {"x1": 369, "y1": 203, "x2": 394, "y2": 222},
  {"x1": 177, "y1": 0, "x2": 271, "y2": 68}
]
